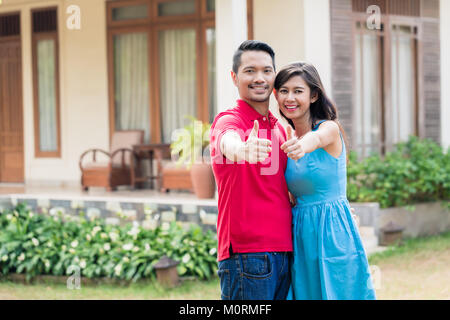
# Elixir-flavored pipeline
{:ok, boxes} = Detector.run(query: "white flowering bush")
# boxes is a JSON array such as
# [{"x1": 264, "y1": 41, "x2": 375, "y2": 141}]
[{"x1": 0, "y1": 203, "x2": 218, "y2": 281}]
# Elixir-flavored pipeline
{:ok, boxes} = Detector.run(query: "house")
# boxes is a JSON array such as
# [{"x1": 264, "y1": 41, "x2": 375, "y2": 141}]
[{"x1": 0, "y1": 0, "x2": 448, "y2": 187}]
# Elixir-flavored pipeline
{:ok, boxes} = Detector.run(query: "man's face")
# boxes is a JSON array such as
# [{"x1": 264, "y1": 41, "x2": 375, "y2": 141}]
[{"x1": 231, "y1": 51, "x2": 275, "y2": 103}]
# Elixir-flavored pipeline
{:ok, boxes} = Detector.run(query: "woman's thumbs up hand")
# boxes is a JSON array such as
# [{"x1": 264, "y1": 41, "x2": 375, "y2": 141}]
[{"x1": 281, "y1": 125, "x2": 305, "y2": 161}]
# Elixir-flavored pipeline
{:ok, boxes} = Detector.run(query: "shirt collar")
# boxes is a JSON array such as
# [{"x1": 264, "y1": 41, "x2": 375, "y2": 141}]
[{"x1": 236, "y1": 99, "x2": 278, "y2": 126}]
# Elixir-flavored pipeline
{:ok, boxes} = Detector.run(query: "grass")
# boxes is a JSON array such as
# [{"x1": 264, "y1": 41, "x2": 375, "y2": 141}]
[
  {"x1": 0, "y1": 232, "x2": 449, "y2": 300},
  {"x1": 0, "y1": 277, "x2": 221, "y2": 300},
  {"x1": 369, "y1": 231, "x2": 450, "y2": 265},
  {"x1": 367, "y1": 231, "x2": 450, "y2": 300}
]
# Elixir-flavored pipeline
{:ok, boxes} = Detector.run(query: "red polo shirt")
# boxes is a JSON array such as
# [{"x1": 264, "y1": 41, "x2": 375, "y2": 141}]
[{"x1": 210, "y1": 99, "x2": 293, "y2": 261}]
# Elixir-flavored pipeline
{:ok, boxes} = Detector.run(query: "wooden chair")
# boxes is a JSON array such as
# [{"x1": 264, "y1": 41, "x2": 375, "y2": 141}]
[{"x1": 79, "y1": 130, "x2": 144, "y2": 191}]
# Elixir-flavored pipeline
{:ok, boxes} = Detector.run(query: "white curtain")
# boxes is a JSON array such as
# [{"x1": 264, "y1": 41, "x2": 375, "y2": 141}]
[
  {"x1": 37, "y1": 39, "x2": 57, "y2": 152},
  {"x1": 355, "y1": 33, "x2": 381, "y2": 156},
  {"x1": 391, "y1": 27, "x2": 415, "y2": 144},
  {"x1": 159, "y1": 29, "x2": 197, "y2": 143},
  {"x1": 114, "y1": 32, "x2": 150, "y2": 142}
]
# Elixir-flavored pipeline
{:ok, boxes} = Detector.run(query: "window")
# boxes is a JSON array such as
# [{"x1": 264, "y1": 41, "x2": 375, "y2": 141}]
[
  {"x1": 352, "y1": 5, "x2": 420, "y2": 157},
  {"x1": 112, "y1": 31, "x2": 151, "y2": 142},
  {"x1": 112, "y1": 4, "x2": 149, "y2": 20},
  {"x1": 0, "y1": 13, "x2": 20, "y2": 37},
  {"x1": 107, "y1": 0, "x2": 252, "y2": 143},
  {"x1": 32, "y1": 8, "x2": 61, "y2": 157},
  {"x1": 206, "y1": 0, "x2": 215, "y2": 12},
  {"x1": 158, "y1": 28, "x2": 197, "y2": 142},
  {"x1": 157, "y1": 0, "x2": 196, "y2": 17},
  {"x1": 389, "y1": 24, "x2": 418, "y2": 145},
  {"x1": 354, "y1": 21, "x2": 384, "y2": 156}
]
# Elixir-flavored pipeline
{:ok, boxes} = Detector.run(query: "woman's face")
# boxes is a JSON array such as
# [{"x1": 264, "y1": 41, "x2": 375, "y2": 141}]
[{"x1": 274, "y1": 75, "x2": 317, "y2": 121}]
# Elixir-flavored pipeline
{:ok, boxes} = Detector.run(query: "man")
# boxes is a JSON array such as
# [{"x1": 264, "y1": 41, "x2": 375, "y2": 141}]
[{"x1": 210, "y1": 40, "x2": 293, "y2": 300}]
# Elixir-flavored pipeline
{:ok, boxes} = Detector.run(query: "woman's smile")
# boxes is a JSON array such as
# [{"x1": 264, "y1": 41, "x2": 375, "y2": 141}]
[{"x1": 284, "y1": 104, "x2": 299, "y2": 112}]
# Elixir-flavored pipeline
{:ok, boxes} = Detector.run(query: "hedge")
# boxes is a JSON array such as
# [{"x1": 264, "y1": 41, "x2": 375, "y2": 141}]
[
  {"x1": 0, "y1": 203, "x2": 218, "y2": 282},
  {"x1": 347, "y1": 136, "x2": 450, "y2": 209}
]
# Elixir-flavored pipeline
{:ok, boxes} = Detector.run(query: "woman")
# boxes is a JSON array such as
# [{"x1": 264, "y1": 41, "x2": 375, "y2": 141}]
[{"x1": 274, "y1": 62, "x2": 376, "y2": 300}]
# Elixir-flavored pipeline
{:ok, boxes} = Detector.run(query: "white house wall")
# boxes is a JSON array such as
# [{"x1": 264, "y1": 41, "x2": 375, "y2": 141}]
[
  {"x1": 215, "y1": 0, "x2": 247, "y2": 113},
  {"x1": 0, "y1": 0, "x2": 110, "y2": 187},
  {"x1": 303, "y1": 0, "x2": 332, "y2": 94},
  {"x1": 253, "y1": 0, "x2": 332, "y2": 120}
]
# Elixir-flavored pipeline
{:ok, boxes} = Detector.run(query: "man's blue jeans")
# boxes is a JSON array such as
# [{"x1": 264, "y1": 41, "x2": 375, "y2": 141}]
[{"x1": 217, "y1": 252, "x2": 291, "y2": 300}]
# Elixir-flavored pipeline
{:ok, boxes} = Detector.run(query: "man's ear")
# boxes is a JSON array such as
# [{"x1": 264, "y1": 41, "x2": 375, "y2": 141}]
[{"x1": 231, "y1": 70, "x2": 238, "y2": 87}]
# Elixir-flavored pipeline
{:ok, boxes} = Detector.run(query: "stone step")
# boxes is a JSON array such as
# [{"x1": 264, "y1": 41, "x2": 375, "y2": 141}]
[
  {"x1": 357, "y1": 225, "x2": 389, "y2": 256},
  {"x1": 359, "y1": 226, "x2": 376, "y2": 237},
  {"x1": 362, "y1": 235, "x2": 378, "y2": 251},
  {"x1": 359, "y1": 225, "x2": 379, "y2": 256}
]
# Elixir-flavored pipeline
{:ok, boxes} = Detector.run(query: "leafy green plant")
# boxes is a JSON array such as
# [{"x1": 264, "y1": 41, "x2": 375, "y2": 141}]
[
  {"x1": 170, "y1": 116, "x2": 211, "y2": 169},
  {"x1": 347, "y1": 136, "x2": 450, "y2": 208},
  {"x1": 0, "y1": 203, "x2": 218, "y2": 281}
]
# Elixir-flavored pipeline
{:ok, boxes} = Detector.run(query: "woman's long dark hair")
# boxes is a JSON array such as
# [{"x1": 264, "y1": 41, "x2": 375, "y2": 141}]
[{"x1": 274, "y1": 61, "x2": 348, "y2": 151}]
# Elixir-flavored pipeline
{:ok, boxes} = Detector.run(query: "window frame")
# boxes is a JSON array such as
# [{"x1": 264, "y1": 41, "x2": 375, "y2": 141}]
[
  {"x1": 31, "y1": 7, "x2": 61, "y2": 158},
  {"x1": 387, "y1": 15, "x2": 422, "y2": 151},
  {"x1": 107, "y1": 0, "x2": 251, "y2": 143},
  {"x1": 107, "y1": 0, "x2": 152, "y2": 27},
  {"x1": 351, "y1": 12, "x2": 423, "y2": 157},
  {"x1": 153, "y1": 0, "x2": 200, "y2": 22},
  {"x1": 107, "y1": 26, "x2": 155, "y2": 142},
  {"x1": 201, "y1": 0, "x2": 215, "y2": 19},
  {"x1": 153, "y1": 21, "x2": 202, "y2": 143},
  {"x1": 247, "y1": 0, "x2": 254, "y2": 39},
  {"x1": 201, "y1": 19, "x2": 215, "y2": 123},
  {"x1": 351, "y1": 14, "x2": 386, "y2": 157}
]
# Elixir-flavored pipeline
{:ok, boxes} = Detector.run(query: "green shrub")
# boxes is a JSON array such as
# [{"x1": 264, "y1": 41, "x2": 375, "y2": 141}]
[
  {"x1": 347, "y1": 136, "x2": 450, "y2": 208},
  {"x1": 0, "y1": 203, "x2": 218, "y2": 281}
]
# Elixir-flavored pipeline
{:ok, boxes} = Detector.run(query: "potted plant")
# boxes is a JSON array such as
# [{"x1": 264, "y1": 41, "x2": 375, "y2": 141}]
[{"x1": 170, "y1": 116, "x2": 215, "y2": 199}]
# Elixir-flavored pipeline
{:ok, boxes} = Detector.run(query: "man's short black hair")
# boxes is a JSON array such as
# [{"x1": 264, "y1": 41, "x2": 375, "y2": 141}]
[{"x1": 232, "y1": 40, "x2": 276, "y2": 74}]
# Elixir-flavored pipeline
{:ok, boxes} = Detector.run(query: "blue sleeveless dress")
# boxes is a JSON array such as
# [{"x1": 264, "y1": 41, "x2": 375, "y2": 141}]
[{"x1": 285, "y1": 121, "x2": 376, "y2": 300}]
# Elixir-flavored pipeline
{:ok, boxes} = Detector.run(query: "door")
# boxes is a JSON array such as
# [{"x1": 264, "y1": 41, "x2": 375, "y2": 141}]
[{"x1": 0, "y1": 14, "x2": 24, "y2": 183}]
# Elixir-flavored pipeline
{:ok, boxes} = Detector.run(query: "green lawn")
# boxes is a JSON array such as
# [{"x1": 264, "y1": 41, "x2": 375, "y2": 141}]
[
  {"x1": 0, "y1": 277, "x2": 221, "y2": 300},
  {"x1": 0, "y1": 232, "x2": 449, "y2": 300},
  {"x1": 367, "y1": 232, "x2": 450, "y2": 300}
]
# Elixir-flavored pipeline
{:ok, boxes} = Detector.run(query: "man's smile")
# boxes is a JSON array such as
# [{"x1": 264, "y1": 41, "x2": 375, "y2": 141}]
[{"x1": 249, "y1": 84, "x2": 269, "y2": 93}]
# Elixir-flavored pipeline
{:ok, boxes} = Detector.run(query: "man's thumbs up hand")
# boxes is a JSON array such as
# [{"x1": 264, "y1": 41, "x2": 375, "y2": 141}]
[
  {"x1": 249, "y1": 119, "x2": 259, "y2": 138},
  {"x1": 243, "y1": 120, "x2": 272, "y2": 164}
]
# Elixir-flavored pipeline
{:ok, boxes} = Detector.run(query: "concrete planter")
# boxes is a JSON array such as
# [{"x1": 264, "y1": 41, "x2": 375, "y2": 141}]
[
  {"x1": 379, "y1": 202, "x2": 450, "y2": 238},
  {"x1": 351, "y1": 201, "x2": 450, "y2": 239}
]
